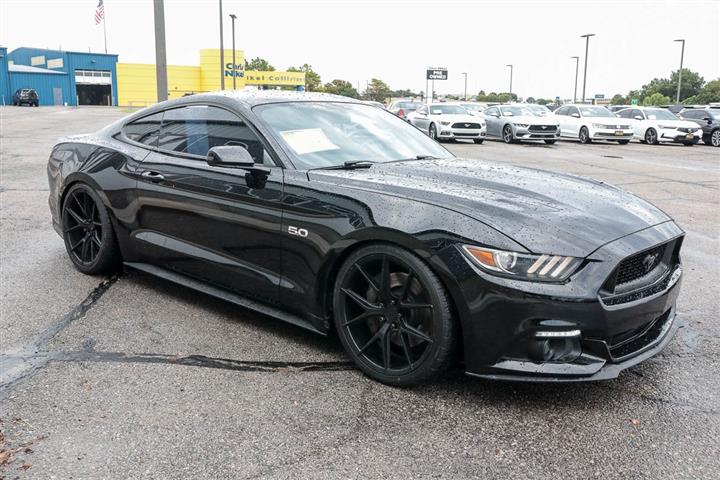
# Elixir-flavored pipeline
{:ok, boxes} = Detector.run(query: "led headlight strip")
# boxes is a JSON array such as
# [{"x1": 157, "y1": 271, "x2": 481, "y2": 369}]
[{"x1": 462, "y1": 246, "x2": 582, "y2": 281}]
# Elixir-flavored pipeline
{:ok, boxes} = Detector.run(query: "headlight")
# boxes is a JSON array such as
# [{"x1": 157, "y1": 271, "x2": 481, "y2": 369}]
[
  {"x1": 592, "y1": 123, "x2": 610, "y2": 128},
  {"x1": 461, "y1": 245, "x2": 583, "y2": 281},
  {"x1": 515, "y1": 123, "x2": 529, "y2": 128},
  {"x1": 658, "y1": 124, "x2": 675, "y2": 129},
  {"x1": 440, "y1": 121, "x2": 452, "y2": 126}
]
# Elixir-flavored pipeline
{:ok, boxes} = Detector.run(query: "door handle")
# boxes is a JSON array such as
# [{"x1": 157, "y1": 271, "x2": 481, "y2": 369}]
[{"x1": 141, "y1": 171, "x2": 165, "y2": 183}]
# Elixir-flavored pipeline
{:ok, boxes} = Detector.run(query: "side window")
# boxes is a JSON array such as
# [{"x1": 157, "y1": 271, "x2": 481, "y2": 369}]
[
  {"x1": 485, "y1": 107, "x2": 498, "y2": 116},
  {"x1": 158, "y1": 105, "x2": 272, "y2": 164},
  {"x1": 124, "y1": 112, "x2": 163, "y2": 147},
  {"x1": 417, "y1": 105, "x2": 427, "y2": 114},
  {"x1": 617, "y1": 109, "x2": 632, "y2": 119},
  {"x1": 555, "y1": 106, "x2": 567, "y2": 116},
  {"x1": 683, "y1": 110, "x2": 699, "y2": 119},
  {"x1": 631, "y1": 109, "x2": 643, "y2": 119},
  {"x1": 567, "y1": 106, "x2": 579, "y2": 117}
]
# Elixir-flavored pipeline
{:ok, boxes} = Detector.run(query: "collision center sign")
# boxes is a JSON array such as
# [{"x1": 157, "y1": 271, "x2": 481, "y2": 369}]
[{"x1": 426, "y1": 68, "x2": 448, "y2": 80}]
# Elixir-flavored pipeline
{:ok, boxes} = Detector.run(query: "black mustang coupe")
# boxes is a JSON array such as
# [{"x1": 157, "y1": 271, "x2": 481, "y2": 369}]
[{"x1": 47, "y1": 91, "x2": 683, "y2": 385}]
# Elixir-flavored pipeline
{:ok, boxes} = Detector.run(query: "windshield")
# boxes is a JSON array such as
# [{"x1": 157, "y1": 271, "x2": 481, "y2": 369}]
[
  {"x1": 579, "y1": 106, "x2": 613, "y2": 117},
  {"x1": 397, "y1": 102, "x2": 421, "y2": 109},
  {"x1": 255, "y1": 102, "x2": 452, "y2": 169},
  {"x1": 526, "y1": 105, "x2": 550, "y2": 115},
  {"x1": 499, "y1": 106, "x2": 534, "y2": 116},
  {"x1": 429, "y1": 105, "x2": 467, "y2": 115},
  {"x1": 644, "y1": 109, "x2": 678, "y2": 121},
  {"x1": 461, "y1": 104, "x2": 484, "y2": 111}
]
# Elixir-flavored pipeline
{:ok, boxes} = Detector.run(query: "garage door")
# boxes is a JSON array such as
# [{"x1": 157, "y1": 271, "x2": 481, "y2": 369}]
[{"x1": 75, "y1": 70, "x2": 112, "y2": 106}]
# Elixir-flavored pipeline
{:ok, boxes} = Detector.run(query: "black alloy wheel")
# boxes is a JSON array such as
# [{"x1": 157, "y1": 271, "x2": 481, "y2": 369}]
[
  {"x1": 503, "y1": 125, "x2": 514, "y2": 144},
  {"x1": 429, "y1": 123, "x2": 438, "y2": 140},
  {"x1": 645, "y1": 128, "x2": 659, "y2": 145},
  {"x1": 333, "y1": 244, "x2": 457, "y2": 385},
  {"x1": 579, "y1": 127, "x2": 591, "y2": 144},
  {"x1": 62, "y1": 184, "x2": 121, "y2": 274}
]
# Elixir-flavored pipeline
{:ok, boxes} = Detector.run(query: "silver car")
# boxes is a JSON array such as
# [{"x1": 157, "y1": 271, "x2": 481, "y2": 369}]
[{"x1": 483, "y1": 105, "x2": 561, "y2": 144}]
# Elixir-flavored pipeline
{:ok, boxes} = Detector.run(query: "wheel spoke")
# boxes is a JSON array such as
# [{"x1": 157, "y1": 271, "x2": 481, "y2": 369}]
[
  {"x1": 357, "y1": 323, "x2": 388, "y2": 354},
  {"x1": 341, "y1": 311, "x2": 376, "y2": 328},
  {"x1": 400, "y1": 271, "x2": 415, "y2": 301},
  {"x1": 341, "y1": 288, "x2": 381, "y2": 312},
  {"x1": 80, "y1": 236, "x2": 91, "y2": 261},
  {"x1": 71, "y1": 193, "x2": 88, "y2": 218},
  {"x1": 399, "y1": 331, "x2": 413, "y2": 367},
  {"x1": 70, "y1": 236, "x2": 86, "y2": 252},
  {"x1": 355, "y1": 264, "x2": 380, "y2": 292},
  {"x1": 91, "y1": 232, "x2": 102, "y2": 248},
  {"x1": 401, "y1": 323, "x2": 432, "y2": 344},
  {"x1": 64, "y1": 224, "x2": 85, "y2": 233},
  {"x1": 400, "y1": 302, "x2": 433, "y2": 311},
  {"x1": 380, "y1": 256, "x2": 391, "y2": 300},
  {"x1": 382, "y1": 328, "x2": 392, "y2": 371},
  {"x1": 66, "y1": 207, "x2": 85, "y2": 224}
]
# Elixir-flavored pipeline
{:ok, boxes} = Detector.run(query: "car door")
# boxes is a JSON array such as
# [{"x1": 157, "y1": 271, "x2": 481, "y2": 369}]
[
  {"x1": 484, "y1": 107, "x2": 501, "y2": 136},
  {"x1": 132, "y1": 103, "x2": 285, "y2": 305},
  {"x1": 412, "y1": 105, "x2": 430, "y2": 131},
  {"x1": 617, "y1": 109, "x2": 639, "y2": 137},
  {"x1": 564, "y1": 106, "x2": 581, "y2": 137}
]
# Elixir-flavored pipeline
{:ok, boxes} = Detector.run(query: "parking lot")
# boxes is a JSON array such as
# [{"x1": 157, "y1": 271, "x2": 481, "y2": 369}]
[{"x1": 1, "y1": 106, "x2": 718, "y2": 479}]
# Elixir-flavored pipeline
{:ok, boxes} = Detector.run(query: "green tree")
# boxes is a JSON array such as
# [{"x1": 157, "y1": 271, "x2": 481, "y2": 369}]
[
  {"x1": 536, "y1": 98, "x2": 549, "y2": 105},
  {"x1": 525, "y1": 97, "x2": 536, "y2": 104},
  {"x1": 641, "y1": 68, "x2": 704, "y2": 102},
  {"x1": 610, "y1": 93, "x2": 626, "y2": 105},
  {"x1": 642, "y1": 92, "x2": 672, "y2": 106},
  {"x1": 323, "y1": 79, "x2": 360, "y2": 98},
  {"x1": 288, "y1": 64, "x2": 322, "y2": 91},
  {"x1": 245, "y1": 57, "x2": 275, "y2": 71},
  {"x1": 682, "y1": 79, "x2": 720, "y2": 104},
  {"x1": 365, "y1": 78, "x2": 391, "y2": 102}
]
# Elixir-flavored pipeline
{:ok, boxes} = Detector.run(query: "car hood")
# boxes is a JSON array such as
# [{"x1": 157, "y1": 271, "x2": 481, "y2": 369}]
[
  {"x1": 430, "y1": 114, "x2": 481, "y2": 123},
  {"x1": 649, "y1": 119, "x2": 701, "y2": 129},
  {"x1": 309, "y1": 158, "x2": 671, "y2": 257},
  {"x1": 505, "y1": 115, "x2": 558, "y2": 125}
]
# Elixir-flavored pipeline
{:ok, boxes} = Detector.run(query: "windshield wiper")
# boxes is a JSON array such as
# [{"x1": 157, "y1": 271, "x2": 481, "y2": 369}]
[
  {"x1": 308, "y1": 160, "x2": 376, "y2": 171},
  {"x1": 415, "y1": 155, "x2": 439, "y2": 160}
]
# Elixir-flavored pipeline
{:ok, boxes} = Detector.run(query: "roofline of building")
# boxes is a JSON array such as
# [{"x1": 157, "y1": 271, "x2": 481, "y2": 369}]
[{"x1": 9, "y1": 47, "x2": 118, "y2": 58}]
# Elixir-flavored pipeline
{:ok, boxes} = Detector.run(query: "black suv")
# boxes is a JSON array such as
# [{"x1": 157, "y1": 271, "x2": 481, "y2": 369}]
[
  {"x1": 678, "y1": 107, "x2": 720, "y2": 147},
  {"x1": 12, "y1": 88, "x2": 39, "y2": 107}
]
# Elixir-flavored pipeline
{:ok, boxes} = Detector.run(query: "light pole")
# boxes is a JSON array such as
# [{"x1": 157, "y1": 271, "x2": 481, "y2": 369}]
[
  {"x1": 153, "y1": 0, "x2": 168, "y2": 102},
  {"x1": 506, "y1": 64, "x2": 513, "y2": 100},
  {"x1": 674, "y1": 39, "x2": 685, "y2": 103},
  {"x1": 580, "y1": 33, "x2": 595, "y2": 102},
  {"x1": 571, "y1": 56, "x2": 579, "y2": 103},
  {"x1": 461, "y1": 72, "x2": 467, "y2": 100},
  {"x1": 219, "y1": 0, "x2": 225, "y2": 90},
  {"x1": 229, "y1": 14, "x2": 237, "y2": 89}
]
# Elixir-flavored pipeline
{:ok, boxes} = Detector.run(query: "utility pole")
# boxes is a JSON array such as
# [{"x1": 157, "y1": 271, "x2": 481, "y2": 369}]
[
  {"x1": 580, "y1": 33, "x2": 595, "y2": 102},
  {"x1": 219, "y1": 0, "x2": 225, "y2": 90},
  {"x1": 462, "y1": 72, "x2": 467, "y2": 101},
  {"x1": 506, "y1": 64, "x2": 513, "y2": 99},
  {"x1": 229, "y1": 14, "x2": 237, "y2": 89},
  {"x1": 571, "y1": 56, "x2": 579, "y2": 103},
  {"x1": 153, "y1": 0, "x2": 168, "y2": 102},
  {"x1": 674, "y1": 39, "x2": 685, "y2": 103}
]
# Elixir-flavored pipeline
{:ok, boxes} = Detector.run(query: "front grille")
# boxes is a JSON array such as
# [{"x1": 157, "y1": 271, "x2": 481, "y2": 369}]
[
  {"x1": 528, "y1": 125, "x2": 557, "y2": 132},
  {"x1": 678, "y1": 127, "x2": 696, "y2": 133},
  {"x1": 453, "y1": 132, "x2": 478, "y2": 137},
  {"x1": 609, "y1": 309, "x2": 672, "y2": 360},
  {"x1": 616, "y1": 244, "x2": 666, "y2": 286},
  {"x1": 451, "y1": 122, "x2": 481, "y2": 129}
]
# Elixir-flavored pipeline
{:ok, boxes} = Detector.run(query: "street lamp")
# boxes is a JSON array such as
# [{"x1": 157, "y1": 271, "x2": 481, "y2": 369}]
[
  {"x1": 674, "y1": 39, "x2": 685, "y2": 103},
  {"x1": 229, "y1": 13, "x2": 237, "y2": 89},
  {"x1": 461, "y1": 72, "x2": 467, "y2": 101},
  {"x1": 219, "y1": 0, "x2": 225, "y2": 90},
  {"x1": 506, "y1": 64, "x2": 513, "y2": 99},
  {"x1": 571, "y1": 56, "x2": 579, "y2": 103},
  {"x1": 580, "y1": 33, "x2": 595, "y2": 102}
]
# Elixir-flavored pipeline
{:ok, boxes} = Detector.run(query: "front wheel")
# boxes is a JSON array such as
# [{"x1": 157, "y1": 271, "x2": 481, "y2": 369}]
[
  {"x1": 502, "y1": 125, "x2": 515, "y2": 144},
  {"x1": 61, "y1": 183, "x2": 122, "y2": 275},
  {"x1": 579, "y1": 127, "x2": 591, "y2": 144},
  {"x1": 429, "y1": 123, "x2": 438, "y2": 141},
  {"x1": 645, "y1": 128, "x2": 659, "y2": 145},
  {"x1": 333, "y1": 244, "x2": 457, "y2": 386},
  {"x1": 473, "y1": 138, "x2": 484, "y2": 144},
  {"x1": 544, "y1": 139, "x2": 557, "y2": 145}
]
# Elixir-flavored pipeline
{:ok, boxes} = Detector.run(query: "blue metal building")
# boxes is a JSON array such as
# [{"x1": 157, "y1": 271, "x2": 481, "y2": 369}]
[{"x1": 0, "y1": 47, "x2": 118, "y2": 106}]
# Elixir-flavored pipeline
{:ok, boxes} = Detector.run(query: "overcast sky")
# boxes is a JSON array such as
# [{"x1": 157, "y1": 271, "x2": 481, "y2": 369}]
[{"x1": 2, "y1": 0, "x2": 718, "y2": 99}]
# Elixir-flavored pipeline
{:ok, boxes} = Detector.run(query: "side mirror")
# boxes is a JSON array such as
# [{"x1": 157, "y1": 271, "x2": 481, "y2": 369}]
[
  {"x1": 571, "y1": 113, "x2": 581, "y2": 118},
  {"x1": 207, "y1": 146, "x2": 255, "y2": 168},
  {"x1": 703, "y1": 116, "x2": 712, "y2": 122},
  {"x1": 634, "y1": 115, "x2": 643, "y2": 120}
]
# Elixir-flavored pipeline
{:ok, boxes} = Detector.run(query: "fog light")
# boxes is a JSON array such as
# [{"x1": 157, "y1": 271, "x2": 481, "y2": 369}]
[
  {"x1": 535, "y1": 330, "x2": 581, "y2": 338},
  {"x1": 527, "y1": 337, "x2": 582, "y2": 363}
]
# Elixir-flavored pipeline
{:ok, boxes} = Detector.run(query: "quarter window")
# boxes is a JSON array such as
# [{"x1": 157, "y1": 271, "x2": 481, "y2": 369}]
[
  {"x1": 158, "y1": 105, "x2": 270, "y2": 164},
  {"x1": 124, "y1": 112, "x2": 163, "y2": 147}
]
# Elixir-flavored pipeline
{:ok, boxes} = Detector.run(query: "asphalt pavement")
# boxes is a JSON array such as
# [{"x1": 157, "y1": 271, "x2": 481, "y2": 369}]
[{"x1": 1, "y1": 106, "x2": 718, "y2": 479}]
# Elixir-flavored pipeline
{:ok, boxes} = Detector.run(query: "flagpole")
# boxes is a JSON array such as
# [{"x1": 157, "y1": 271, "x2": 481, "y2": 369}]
[{"x1": 103, "y1": 5, "x2": 107, "y2": 53}]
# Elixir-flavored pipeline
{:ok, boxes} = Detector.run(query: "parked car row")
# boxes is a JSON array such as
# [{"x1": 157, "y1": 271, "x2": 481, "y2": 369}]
[{"x1": 389, "y1": 99, "x2": 718, "y2": 147}]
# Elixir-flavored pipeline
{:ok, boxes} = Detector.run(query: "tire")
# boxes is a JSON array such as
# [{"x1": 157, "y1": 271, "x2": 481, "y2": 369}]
[
  {"x1": 502, "y1": 124, "x2": 515, "y2": 144},
  {"x1": 707, "y1": 129, "x2": 720, "y2": 147},
  {"x1": 644, "y1": 128, "x2": 659, "y2": 145},
  {"x1": 579, "y1": 127, "x2": 592, "y2": 144},
  {"x1": 618, "y1": 140, "x2": 630, "y2": 145},
  {"x1": 473, "y1": 139, "x2": 484, "y2": 144},
  {"x1": 544, "y1": 140, "x2": 557, "y2": 145},
  {"x1": 429, "y1": 123, "x2": 438, "y2": 141},
  {"x1": 61, "y1": 183, "x2": 122, "y2": 275},
  {"x1": 333, "y1": 244, "x2": 457, "y2": 386}
]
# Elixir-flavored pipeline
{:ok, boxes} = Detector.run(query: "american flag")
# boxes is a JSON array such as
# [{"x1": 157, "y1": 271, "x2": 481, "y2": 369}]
[{"x1": 94, "y1": 0, "x2": 105, "y2": 25}]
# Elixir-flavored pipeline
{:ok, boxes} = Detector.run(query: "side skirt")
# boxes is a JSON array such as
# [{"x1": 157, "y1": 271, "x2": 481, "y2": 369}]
[{"x1": 124, "y1": 262, "x2": 325, "y2": 336}]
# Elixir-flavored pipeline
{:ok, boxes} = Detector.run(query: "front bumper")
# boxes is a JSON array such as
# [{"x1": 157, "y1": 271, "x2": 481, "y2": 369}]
[
  {"x1": 515, "y1": 125, "x2": 560, "y2": 140},
  {"x1": 658, "y1": 128, "x2": 701, "y2": 143},
  {"x1": 590, "y1": 126, "x2": 634, "y2": 140},
  {"x1": 439, "y1": 221, "x2": 684, "y2": 381},
  {"x1": 437, "y1": 126, "x2": 487, "y2": 140}
]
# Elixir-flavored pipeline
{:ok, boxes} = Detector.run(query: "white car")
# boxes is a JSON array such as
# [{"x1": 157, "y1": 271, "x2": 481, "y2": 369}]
[
  {"x1": 407, "y1": 104, "x2": 487, "y2": 144},
  {"x1": 616, "y1": 107, "x2": 702, "y2": 145},
  {"x1": 555, "y1": 104, "x2": 634, "y2": 144}
]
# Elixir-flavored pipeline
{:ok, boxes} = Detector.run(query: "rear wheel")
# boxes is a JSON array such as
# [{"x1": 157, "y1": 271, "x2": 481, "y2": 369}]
[
  {"x1": 645, "y1": 128, "x2": 659, "y2": 145},
  {"x1": 502, "y1": 125, "x2": 515, "y2": 144},
  {"x1": 333, "y1": 244, "x2": 457, "y2": 386},
  {"x1": 473, "y1": 139, "x2": 484, "y2": 144},
  {"x1": 579, "y1": 127, "x2": 591, "y2": 144},
  {"x1": 707, "y1": 129, "x2": 720, "y2": 147},
  {"x1": 544, "y1": 139, "x2": 557, "y2": 145},
  {"x1": 61, "y1": 183, "x2": 121, "y2": 275}
]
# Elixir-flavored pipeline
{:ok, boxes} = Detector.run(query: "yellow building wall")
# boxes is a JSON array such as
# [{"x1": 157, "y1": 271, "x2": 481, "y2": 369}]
[{"x1": 200, "y1": 48, "x2": 245, "y2": 91}]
